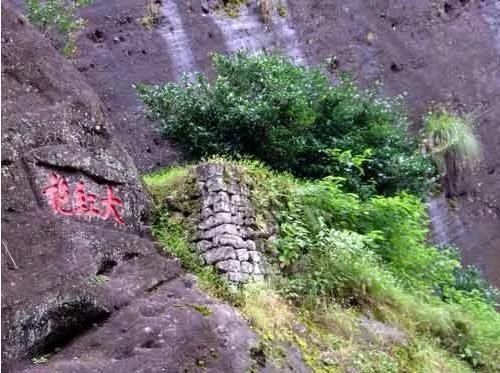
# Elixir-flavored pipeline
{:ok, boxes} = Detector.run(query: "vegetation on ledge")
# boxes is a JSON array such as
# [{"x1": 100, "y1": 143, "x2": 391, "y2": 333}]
[
  {"x1": 144, "y1": 159, "x2": 499, "y2": 372},
  {"x1": 25, "y1": 0, "x2": 92, "y2": 55},
  {"x1": 140, "y1": 50, "x2": 496, "y2": 372}
]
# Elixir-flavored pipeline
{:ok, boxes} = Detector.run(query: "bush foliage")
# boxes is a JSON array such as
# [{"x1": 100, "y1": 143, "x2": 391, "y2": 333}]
[
  {"x1": 271, "y1": 173, "x2": 499, "y2": 370},
  {"x1": 137, "y1": 51, "x2": 435, "y2": 197}
]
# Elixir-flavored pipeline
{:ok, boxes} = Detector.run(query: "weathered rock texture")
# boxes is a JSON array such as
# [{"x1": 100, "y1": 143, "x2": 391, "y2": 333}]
[
  {"x1": 1, "y1": 3, "x2": 275, "y2": 372},
  {"x1": 64, "y1": 0, "x2": 500, "y2": 287},
  {"x1": 194, "y1": 164, "x2": 269, "y2": 283}
]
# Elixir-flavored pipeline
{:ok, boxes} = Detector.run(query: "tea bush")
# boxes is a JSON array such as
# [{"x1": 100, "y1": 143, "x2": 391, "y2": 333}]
[
  {"x1": 276, "y1": 178, "x2": 459, "y2": 292},
  {"x1": 137, "y1": 51, "x2": 435, "y2": 197}
]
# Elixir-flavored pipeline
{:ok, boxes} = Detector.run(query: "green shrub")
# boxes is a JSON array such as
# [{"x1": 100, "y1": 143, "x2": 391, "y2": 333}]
[
  {"x1": 448, "y1": 262, "x2": 499, "y2": 306},
  {"x1": 283, "y1": 223, "x2": 398, "y2": 308},
  {"x1": 217, "y1": 0, "x2": 248, "y2": 17},
  {"x1": 276, "y1": 178, "x2": 459, "y2": 292},
  {"x1": 277, "y1": 190, "x2": 499, "y2": 369},
  {"x1": 137, "y1": 51, "x2": 434, "y2": 197},
  {"x1": 272, "y1": 174, "x2": 499, "y2": 370},
  {"x1": 25, "y1": 0, "x2": 91, "y2": 55}
]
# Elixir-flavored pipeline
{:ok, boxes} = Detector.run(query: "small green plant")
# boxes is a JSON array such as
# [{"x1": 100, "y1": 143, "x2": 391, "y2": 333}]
[
  {"x1": 25, "y1": 0, "x2": 92, "y2": 55},
  {"x1": 277, "y1": 1, "x2": 287, "y2": 17},
  {"x1": 217, "y1": 0, "x2": 248, "y2": 17},
  {"x1": 32, "y1": 354, "x2": 50, "y2": 364},
  {"x1": 91, "y1": 274, "x2": 109, "y2": 285},
  {"x1": 188, "y1": 303, "x2": 213, "y2": 316},
  {"x1": 424, "y1": 111, "x2": 480, "y2": 197},
  {"x1": 449, "y1": 263, "x2": 499, "y2": 306}
]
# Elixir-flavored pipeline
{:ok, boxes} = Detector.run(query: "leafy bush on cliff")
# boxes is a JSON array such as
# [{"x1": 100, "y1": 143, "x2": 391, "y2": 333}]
[{"x1": 137, "y1": 51, "x2": 434, "y2": 197}]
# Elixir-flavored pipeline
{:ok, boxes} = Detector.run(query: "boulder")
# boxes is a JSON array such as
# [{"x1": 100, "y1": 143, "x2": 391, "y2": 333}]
[{"x1": 0, "y1": 3, "x2": 262, "y2": 371}]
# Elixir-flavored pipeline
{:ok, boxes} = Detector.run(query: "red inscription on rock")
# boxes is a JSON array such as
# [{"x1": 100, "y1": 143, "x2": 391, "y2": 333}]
[
  {"x1": 42, "y1": 172, "x2": 125, "y2": 225},
  {"x1": 42, "y1": 173, "x2": 73, "y2": 216},
  {"x1": 100, "y1": 185, "x2": 125, "y2": 225}
]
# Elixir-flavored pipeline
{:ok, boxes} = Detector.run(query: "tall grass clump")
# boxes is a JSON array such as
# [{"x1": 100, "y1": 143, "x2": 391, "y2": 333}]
[{"x1": 424, "y1": 111, "x2": 481, "y2": 197}]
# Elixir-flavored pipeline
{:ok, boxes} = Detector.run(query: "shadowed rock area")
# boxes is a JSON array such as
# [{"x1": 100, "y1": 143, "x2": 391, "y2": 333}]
[{"x1": 0, "y1": 2, "x2": 272, "y2": 371}]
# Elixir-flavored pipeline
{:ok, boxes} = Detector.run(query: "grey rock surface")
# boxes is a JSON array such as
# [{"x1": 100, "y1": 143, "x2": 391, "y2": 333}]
[{"x1": 0, "y1": 4, "x2": 271, "y2": 371}]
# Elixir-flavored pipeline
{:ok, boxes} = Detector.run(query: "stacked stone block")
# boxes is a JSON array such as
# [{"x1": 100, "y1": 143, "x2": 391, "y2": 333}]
[{"x1": 194, "y1": 164, "x2": 265, "y2": 283}]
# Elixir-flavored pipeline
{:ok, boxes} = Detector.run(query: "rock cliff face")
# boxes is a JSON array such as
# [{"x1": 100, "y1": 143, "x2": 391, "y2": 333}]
[
  {"x1": 286, "y1": 0, "x2": 500, "y2": 287},
  {"x1": 1, "y1": 2, "x2": 263, "y2": 371},
  {"x1": 2, "y1": 0, "x2": 500, "y2": 369},
  {"x1": 69, "y1": 0, "x2": 500, "y2": 286}
]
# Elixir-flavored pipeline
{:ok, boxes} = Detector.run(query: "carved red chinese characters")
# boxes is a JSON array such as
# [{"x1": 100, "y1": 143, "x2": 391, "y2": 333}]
[
  {"x1": 42, "y1": 173, "x2": 125, "y2": 225},
  {"x1": 42, "y1": 173, "x2": 73, "y2": 216},
  {"x1": 100, "y1": 185, "x2": 125, "y2": 225}
]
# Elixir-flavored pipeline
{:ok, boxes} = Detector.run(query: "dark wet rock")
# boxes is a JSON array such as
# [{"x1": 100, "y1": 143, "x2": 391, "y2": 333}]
[
  {"x1": 18, "y1": 275, "x2": 260, "y2": 373},
  {"x1": 0, "y1": 3, "x2": 270, "y2": 371},
  {"x1": 87, "y1": 28, "x2": 105, "y2": 43}
]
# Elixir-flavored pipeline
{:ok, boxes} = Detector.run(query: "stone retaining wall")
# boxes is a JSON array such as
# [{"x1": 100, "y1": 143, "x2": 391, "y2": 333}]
[{"x1": 193, "y1": 163, "x2": 269, "y2": 283}]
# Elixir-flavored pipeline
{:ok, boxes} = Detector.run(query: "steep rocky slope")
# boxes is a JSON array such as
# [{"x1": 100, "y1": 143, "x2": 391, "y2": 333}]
[
  {"x1": 69, "y1": 0, "x2": 500, "y2": 287},
  {"x1": 0, "y1": 2, "x2": 272, "y2": 371},
  {"x1": 2, "y1": 0, "x2": 499, "y2": 370}
]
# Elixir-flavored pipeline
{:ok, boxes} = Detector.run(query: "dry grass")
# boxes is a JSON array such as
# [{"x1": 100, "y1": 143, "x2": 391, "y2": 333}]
[
  {"x1": 238, "y1": 282, "x2": 472, "y2": 372},
  {"x1": 242, "y1": 282, "x2": 294, "y2": 333},
  {"x1": 141, "y1": 0, "x2": 163, "y2": 30}
]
